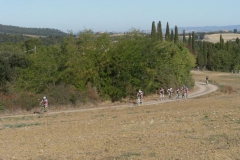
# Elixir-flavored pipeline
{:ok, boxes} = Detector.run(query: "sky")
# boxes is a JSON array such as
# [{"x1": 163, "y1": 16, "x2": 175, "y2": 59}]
[{"x1": 1, "y1": 0, "x2": 240, "y2": 33}]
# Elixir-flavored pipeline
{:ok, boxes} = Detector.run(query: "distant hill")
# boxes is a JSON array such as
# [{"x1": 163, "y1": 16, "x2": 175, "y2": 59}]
[
  {"x1": 0, "y1": 24, "x2": 67, "y2": 36},
  {"x1": 143, "y1": 25, "x2": 240, "y2": 34},
  {"x1": 177, "y1": 25, "x2": 240, "y2": 33}
]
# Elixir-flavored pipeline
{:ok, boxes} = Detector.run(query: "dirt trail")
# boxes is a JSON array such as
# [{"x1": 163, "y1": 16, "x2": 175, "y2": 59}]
[{"x1": 0, "y1": 81, "x2": 218, "y2": 118}]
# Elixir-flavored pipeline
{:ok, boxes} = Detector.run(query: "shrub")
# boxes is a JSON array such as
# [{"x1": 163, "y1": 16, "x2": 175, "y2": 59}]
[{"x1": 219, "y1": 85, "x2": 233, "y2": 94}]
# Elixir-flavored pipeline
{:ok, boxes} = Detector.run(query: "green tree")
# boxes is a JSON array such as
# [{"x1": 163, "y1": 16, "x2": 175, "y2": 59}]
[
  {"x1": 170, "y1": 30, "x2": 174, "y2": 41},
  {"x1": 157, "y1": 21, "x2": 163, "y2": 41},
  {"x1": 183, "y1": 30, "x2": 186, "y2": 43},
  {"x1": 151, "y1": 21, "x2": 157, "y2": 41},
  {"x1": 165, "y1": 22, "x2": 170, "y2": 41},
  {"x1": 220, "y1": 34, "x2": 225, "y2": 50},
  {"x1": 192, "y1": 31, "x2": 195, "y2": 54},
  {"x1": 188, "y1": 33, "x2": 192, "y2": 53},
  {"x1": 174, "y1": 26, "x2": 179, "y2": 43},
  {"x1": 197, "y1": 41, "x2": 204, "y2": 67},
  {"x1": 203, "y1": 41, "x2": 208, "y2": 66}
]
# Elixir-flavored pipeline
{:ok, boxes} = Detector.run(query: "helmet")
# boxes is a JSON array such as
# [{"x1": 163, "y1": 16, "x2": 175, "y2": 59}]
[{"x1": 43, "y1": 96, "x2": 46, "y2": 99}]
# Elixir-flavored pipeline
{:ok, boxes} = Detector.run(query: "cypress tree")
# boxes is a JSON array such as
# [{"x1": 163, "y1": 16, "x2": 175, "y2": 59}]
[
  {"x1": 157, "y1": 21, "x2": 163, "y2": 41},
  {"x1": 151, "y1": 21, "x2": 157, "y2": 40},
  {"x1": 236, "y1": 37, "x2": 240, "y2": 44},
  {"x1": 170, "y1": 30, "x2": 174, "y2": 41},
  {"x1": 188, "y1": 33, "x2": 192, "y2": 47},
  {"x1": 165, "y1": 22, "x2": 170, "y2": 41},
  {"x1": 192, "y1": 31, "x2": 195, "y2": 53},
  {"x1": 197, "y1": 41, "x2": 204, "y2": 67},
  {"x1": 174, "y1": 25, "x2": 179, "y2": 43},
  {"x1": 203, "y1": 41, "x2": 208, "y2": 66},
  {"x1": 183, "y1": 30, "x2": 186, "y2": 43},
  {"x1": 220, "y1": 34, "x2": 225, "y2": 50}
]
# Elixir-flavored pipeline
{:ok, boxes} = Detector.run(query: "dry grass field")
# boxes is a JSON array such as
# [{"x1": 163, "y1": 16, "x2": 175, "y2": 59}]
[
  {"x1": 0, "y1": 71, "x2": 240, "y2": 159},
  {"x1": 203, "y1": 33, "x2": 240, "y2": 43}
]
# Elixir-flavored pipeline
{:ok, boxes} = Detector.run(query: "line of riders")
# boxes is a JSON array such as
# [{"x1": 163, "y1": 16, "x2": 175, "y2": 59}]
[
  {"x1": 137, "y1": 76, "x2": 209, "y2": 104},
  {"x1": 137, "y1": 85, "x2": 189, "y2": 105},
  {"x1": 38, "y1": 76, "x2": 209, "y2": 110}
]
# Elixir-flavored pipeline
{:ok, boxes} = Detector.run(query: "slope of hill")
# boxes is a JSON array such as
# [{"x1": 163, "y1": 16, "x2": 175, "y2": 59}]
[{"x1": 0, "y1": 24, "x2": 67, "y2": 36}]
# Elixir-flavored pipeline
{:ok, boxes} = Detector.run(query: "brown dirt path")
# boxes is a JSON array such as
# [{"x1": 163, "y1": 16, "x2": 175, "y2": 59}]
[{"x1": 0, "y1": 81, "x2": 218, "y2": 119}]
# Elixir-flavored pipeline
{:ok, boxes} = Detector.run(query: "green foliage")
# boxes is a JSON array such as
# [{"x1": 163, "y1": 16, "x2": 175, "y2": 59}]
[
  {"x1": 0, "y1": 52, "x2": 29, "y2": 92},
  {"x1": 1, "y1": 28, "x2": 196, "y2": 110},
  {"x1": 196, "y1": 37, "x2": 240, "y2": 72}
]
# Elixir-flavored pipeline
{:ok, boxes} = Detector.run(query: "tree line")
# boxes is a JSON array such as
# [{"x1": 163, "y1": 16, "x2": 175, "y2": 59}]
[
  {"x1": 0, "y1": 29, "x2": 195, "y2": 111},
  {"x1": 0, "y1": 24, "x2": 67, "y2": 36},
  {"x1": 151, "y1": 21, "x2": 240, "y2": 72}
]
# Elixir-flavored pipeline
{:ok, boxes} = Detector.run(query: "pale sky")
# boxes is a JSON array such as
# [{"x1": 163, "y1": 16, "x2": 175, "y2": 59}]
[{"x1": 1, "y1": 0, "x2": 239, "y2": 33}]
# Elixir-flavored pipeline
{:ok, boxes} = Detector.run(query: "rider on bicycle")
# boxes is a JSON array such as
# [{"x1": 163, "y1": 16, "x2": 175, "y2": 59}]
[
  {"x1": 159, "y1": 87, "x2": 165, "y2": 100},
  {"x1": 167, "y1": 87, "x2": 173, "y2": 99},
  {"x1": 40, "y1": 96, "x2": 48, "y2": 112},
  {"x1": 206, "y1": 76, "x2": 209, "y2": 85},
  {"x1": 137, "y1": 89, "x2": 143, "y2": 104},
  {"x1": 175, "y1": 88, "x2": 180, "y2": 99}
]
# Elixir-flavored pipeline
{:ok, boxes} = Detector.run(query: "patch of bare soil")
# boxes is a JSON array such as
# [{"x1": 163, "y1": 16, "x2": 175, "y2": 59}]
[{"x1": 0, "y1": 71, "x2": 240, "y2": 159}]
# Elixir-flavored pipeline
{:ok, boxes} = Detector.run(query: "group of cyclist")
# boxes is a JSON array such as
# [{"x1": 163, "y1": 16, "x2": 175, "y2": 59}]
[
  {"x1": 137, "y1": 76, "x2": 209, "y2": 103},
  {"x1": 159, "y1": 85, "x2": 189, "y2": 100},
  {"x1": 136, "y1": 84, "x2": 189, "y2": 105}
]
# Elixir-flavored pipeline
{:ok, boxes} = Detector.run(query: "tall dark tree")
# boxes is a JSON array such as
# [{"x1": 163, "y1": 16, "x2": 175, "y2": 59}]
[
  {"x1": 197, "y1": 41, "x2": 204, "y2": 67},
  {"x1": 151, "y1": 21, "x2": 157, "y2": 41},
  {"x1": 165, "y1": 22, "x2": 170, "y2": 41},
  {"x1": 183, "y1": 30, "x2": 186, "y2": 43},
  {"x1": 205, "y1": 43, "x2": 215, "y2": 70},
  {"x1": 174, "y1": 26, "x2": 179, "y2": 43},
  {"x1": 192, "y1": 31, "x2": 195, "y2": 53},
  {"x1": 236, "y1": 37, "x2": 240, "y2": 44},
  {"x1": 203, "y1": 41, "x2": 208, "y2": 66},
  {"x1": 188, "y1": 33, "x2": 192, "y2": 48},
  {"x1": 157, "y1": 21, "x2": 163, "y2": 41},
  {"x1": 220, "y1": 34, "x2": 224, "y2": 50},
  {"x1": 170, "y1": 30, "x2": 174, "y2": 41}
]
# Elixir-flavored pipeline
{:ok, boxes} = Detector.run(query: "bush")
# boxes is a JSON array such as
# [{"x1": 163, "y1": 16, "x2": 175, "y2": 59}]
[
  {"x1": 47, "y1": 84, "x2": 87, "y2": 106},
  {"x1": 0, "y1": 102, "x2": 5, "y2": 112},
  {"x1": 219, "y1": 85, "x2": 233, "y2": 94}
]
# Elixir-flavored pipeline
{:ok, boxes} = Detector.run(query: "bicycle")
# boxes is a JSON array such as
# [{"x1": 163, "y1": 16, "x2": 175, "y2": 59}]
[
  {"x1": 182, "y1": 91, "x2": 187, "y2": 99},
  {"x1": 160, "y1": 93, "x2": 165, "y2": 100},
  {"x1": 176, "y1": 93, "x2": 180, "y2": 99},
  {"x1": 137, "y1": 96, "x2": 143, "y2": 105},
  {"x1": 34, "y1": 99, "x2": 48, "y2": 114}
]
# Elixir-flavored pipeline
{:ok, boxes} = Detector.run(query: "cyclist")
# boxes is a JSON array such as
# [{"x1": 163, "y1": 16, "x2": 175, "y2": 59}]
[
  {"x1": 185, "y1": 87, "x2": 189, "y2": 98},
  {"x1": 206, "y1": 76, "x2": 209, "y2": 85},
  {"x1": 40, "y1": 96, "x2": 48, "y2": 112},
  {"x1": 137, "y1": 89, "x2": 143, "y2": 104},
  {"x1": 175, "y1": 88, "x2": 180, "y2": 99},
  {"x1": 159, "y1": 87, "x2": 165, "y2": 100},
  {"x1": 167, "y1": 87, "x2": 173, "y2": 99},
  {"x1": 181, "y1": 85, "x2": 187, "y2": 99}
]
